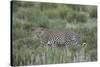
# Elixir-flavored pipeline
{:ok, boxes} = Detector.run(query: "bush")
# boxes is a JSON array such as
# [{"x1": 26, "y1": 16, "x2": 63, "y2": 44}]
[
  {"x1": 43, "y1": 9, "x2": 60, "y2": 19},
  {"x1": 89, "y1": 7, "x2": 97, "y2": 18},
  {"x1": 76, "y1": 12, "x2": 89, "y2": 22},
  {"x1": 49, "y1": 19, "x2": 66, "y2": 29}
]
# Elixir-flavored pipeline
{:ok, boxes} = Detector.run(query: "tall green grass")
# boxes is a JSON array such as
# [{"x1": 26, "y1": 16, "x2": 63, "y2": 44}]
[
  {"x1": 12, "y1": 41, "x2": 92, "y2": 66},
  {"x1": 12, "y1": 1, "x2": 97, "y2": 66}
]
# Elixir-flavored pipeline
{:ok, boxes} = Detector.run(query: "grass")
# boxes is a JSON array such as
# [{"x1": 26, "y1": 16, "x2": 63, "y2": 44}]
[
  {"x1": 12, "y1": 43, "x2": 90, "y2": 66},
  {"x1": 11, "y1": 1, "x2": 97, "y2": 66}
]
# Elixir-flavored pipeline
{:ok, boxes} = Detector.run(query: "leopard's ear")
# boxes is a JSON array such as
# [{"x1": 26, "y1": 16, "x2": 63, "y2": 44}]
[
  {"x1": 32, "y1": 27, "x2": 35, "y2": 31},
  {"x1": 32, "y1": 27, "x2": 39, "y2": 31},
  {"x1": 40, "y1": 27, "x2": 45, "y2": 31}
]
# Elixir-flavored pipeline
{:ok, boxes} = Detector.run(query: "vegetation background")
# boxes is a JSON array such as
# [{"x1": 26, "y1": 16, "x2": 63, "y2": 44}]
[{"x1": 11, "y1": 1, "x2": 97, "y2": 66}]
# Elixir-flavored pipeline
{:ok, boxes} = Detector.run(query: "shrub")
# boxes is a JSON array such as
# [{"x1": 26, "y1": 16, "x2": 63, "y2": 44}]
[
  {"x1": 89, "y1": 7, "x2": 97, "y2": 18},
  {"x1": 76, "y1": 12, "x2": 89, "y2": 22}
]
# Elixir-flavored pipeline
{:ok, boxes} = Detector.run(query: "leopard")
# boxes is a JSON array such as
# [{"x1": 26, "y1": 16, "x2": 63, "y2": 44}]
[{"x1": 32, "y1": 27, "x2": 81, "y2": 48}]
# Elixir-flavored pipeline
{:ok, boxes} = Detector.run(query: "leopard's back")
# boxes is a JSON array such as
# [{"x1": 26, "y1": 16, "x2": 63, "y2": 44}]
[
  {"x1": 32, "y1": 27, "x2": 81, "y2": 47},
  {"x1": 47, "y1": 31, "x2": 80, "y2": 47}
]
